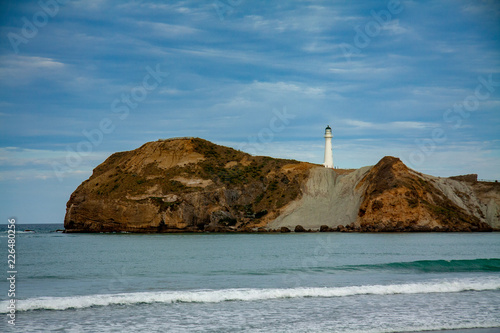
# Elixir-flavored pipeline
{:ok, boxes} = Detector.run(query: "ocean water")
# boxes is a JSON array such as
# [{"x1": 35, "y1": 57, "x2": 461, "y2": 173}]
[{"x1": 0, "y1": 224, "x2": 499, "y2": 333}]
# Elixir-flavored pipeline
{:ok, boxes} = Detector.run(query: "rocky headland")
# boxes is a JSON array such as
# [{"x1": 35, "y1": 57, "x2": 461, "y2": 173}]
[{"x1": 64, "y1": 138, "x2": 500, "y2": 233}]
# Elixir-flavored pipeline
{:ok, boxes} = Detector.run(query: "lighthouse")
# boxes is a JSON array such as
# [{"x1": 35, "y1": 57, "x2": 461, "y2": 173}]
[{"x1": 323, "y1": 125, "x2": 334, "y2": 168}]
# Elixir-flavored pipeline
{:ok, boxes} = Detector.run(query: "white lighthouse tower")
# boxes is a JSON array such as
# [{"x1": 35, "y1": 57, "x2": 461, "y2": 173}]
[{"x1": 323, "y1": 125, "x2": 334, "y2": 168}]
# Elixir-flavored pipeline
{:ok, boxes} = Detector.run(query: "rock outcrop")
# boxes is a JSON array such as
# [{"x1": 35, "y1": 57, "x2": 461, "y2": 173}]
[
  {"x1": 64, "y1": 138, "x2": 499, "y2": 233},
  {"x1": 64, "y1": 138, "x2": 313, "y2": 233},
  {"x1": 355, "y1": 157, "x2": 493, "y2": 231}
]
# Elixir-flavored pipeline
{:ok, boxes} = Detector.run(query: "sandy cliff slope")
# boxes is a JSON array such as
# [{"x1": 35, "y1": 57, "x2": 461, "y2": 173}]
[{"x1": 268, "y1": 166, "x2": 370, "y2": 230}]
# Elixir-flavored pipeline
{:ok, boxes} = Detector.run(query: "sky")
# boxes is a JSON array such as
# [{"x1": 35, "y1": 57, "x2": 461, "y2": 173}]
[{"x1": 0, "y1": 0, "x2": 499, "y2": 224}]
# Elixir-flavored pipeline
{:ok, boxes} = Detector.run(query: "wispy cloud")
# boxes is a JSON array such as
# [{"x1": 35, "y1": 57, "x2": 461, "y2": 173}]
[
  {"x1": 0, "y1": 147, "x2": 110, "y2": 180},
  {"x1": 247, "y1": 81, "x2": 325, "y2": 96},
  {"x1": 0, "y1": 55, "x2": 66, "y2": 86},
  {"x1": 461, "y1": 1, "x2": 500, "y2": 17},
  {"x1": 381, "y1": 19, "x2": 409, "y2": 35},
  {"x1": 135, "y1": 21, "x2": 201, "y2": 36},
  {"x1": 343, "y1": 119, "x2": 436, "y2": 131}
]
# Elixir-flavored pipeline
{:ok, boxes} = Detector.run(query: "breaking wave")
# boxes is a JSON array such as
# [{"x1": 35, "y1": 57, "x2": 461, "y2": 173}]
[
  {"x1": 339, "y1": 258, "x2": 500, "y2": 273},
  {"x1": 3, "y1": 277, "x2": 499, "y2": 313}
]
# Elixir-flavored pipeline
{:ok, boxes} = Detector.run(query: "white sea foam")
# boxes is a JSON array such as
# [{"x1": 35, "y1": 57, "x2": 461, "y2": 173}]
[
  {"x1": 0, "y1": 230, "x2": 35, "y2": 235},
  {"x1": 3, "y1": 277, "x2": 499, "y2": 313}
]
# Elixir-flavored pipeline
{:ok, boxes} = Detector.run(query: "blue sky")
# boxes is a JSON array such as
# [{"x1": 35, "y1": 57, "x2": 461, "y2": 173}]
[{"x1": 0, "y1": 0, "x2": 499, "y2": 224}]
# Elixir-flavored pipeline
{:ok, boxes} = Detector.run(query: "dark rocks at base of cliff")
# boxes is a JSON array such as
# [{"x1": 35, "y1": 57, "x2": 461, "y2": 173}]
[
  {"x1": 319, "y1": 225, "x2": 330, "y2": 232},
  {"x1": 294, "y1": 225, "x2": 306, "y2": 232},
  {"x1": 317, "y1": 222, "x2": 491, "y2": 233}
]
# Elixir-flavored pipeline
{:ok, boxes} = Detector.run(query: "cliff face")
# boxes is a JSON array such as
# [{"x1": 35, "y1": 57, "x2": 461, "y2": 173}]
[
  {"x1": 64, "y1": 139, "x2": 499, "y2": 233},
  {"x1": 355, "y1": 157, "x2": 494, "y2": 231},
  {"x1": 64, "y1": 138, "x2": 313, "y2": 232}
]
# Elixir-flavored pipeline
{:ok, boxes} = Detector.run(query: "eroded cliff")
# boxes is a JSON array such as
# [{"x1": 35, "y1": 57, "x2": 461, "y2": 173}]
[
  {"x1": 355, "y1": 157, "x2": 494, "y2": 231},
  {"x1": 64, "y1": 138, "x2": 313, "y2": 232},
  {"x1": 64, "y1": 139, "x2": 499, "y2": 233}
]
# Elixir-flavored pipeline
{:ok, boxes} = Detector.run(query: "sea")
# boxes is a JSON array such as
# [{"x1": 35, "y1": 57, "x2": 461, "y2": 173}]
[{"x1": 0, "y1": 224, "x2": 499, "y2": 333}]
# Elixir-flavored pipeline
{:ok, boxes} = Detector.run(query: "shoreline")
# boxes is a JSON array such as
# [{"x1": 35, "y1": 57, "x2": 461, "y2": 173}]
[{"x1": 61, "y1": 229, "x2": 500, "y2": 234}]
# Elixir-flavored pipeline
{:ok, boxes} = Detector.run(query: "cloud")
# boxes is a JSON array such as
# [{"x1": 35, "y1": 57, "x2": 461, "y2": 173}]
[
  {"x1": 135, "y1": 21, "x2": 201, "y2": 36},
  {"x1": 0, "y1": 147, "x2": 110, "y2": 181},
  {"x1": 72, "y1": 0, "x2": 109, "y2": 10},
  {"x1": 115, "y1": 1, "x2": 198, "y2": 14},
  {"x1": 344, "y1": 120, "x2": 373, "y2": 128},
  {"x1": 327, "y1": 56, "x2": 410, "y2": 79},
  {"x1": 248, "y1": 81, "x2": 325, "y2": 96},
  {"x1": 0, "y1": 147, "x2": 68, "y2": 166},
  {"x1": 461, "y1": 1, "x2": 500, "y2": 17},
  {"x1": 382, "y1": 19, "x2": 408, "y2": 35},
  {"x1": 0, "y1": 55, "x2": 66, "y2": 86},
  {"x1": 158, "y1": 88, "x2": 186, "y2": 96},
  {"x1": 0, "y1": 168, "x2": 91, "y2": 181},
  {"x1": 342, "y1": 119, "x2": 437, "y2": 131}
]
